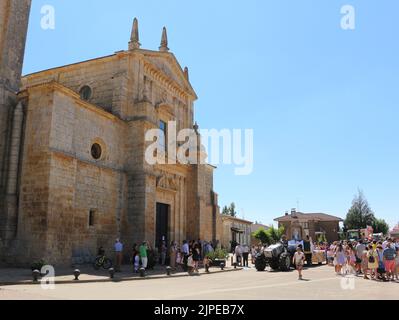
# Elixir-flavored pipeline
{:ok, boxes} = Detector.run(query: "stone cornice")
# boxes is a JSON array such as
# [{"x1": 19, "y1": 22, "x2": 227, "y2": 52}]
[
  {"x1": 20, "y1": 81, "x2": 124, "y2": 124},
  {"x1": 22, "y1": 53, "x2": 120, "y2": 79}
]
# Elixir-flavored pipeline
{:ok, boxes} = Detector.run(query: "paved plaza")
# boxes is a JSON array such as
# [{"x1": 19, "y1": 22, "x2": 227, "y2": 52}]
[{"x1": 1, "y1": 265, "x2": 398, "y2": 300}]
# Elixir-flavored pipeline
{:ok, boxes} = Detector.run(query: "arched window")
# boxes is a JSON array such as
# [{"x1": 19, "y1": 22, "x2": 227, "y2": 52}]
[{"x1": 79, "y1": 85, "x2": 92, "y2": 101}]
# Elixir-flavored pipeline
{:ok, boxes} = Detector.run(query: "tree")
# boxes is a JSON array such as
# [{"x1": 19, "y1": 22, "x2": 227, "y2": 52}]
[
  {"x1": 268, "y1": 225, "x2": 285, "y2": 243},
  {"x1": 344, "y1": 190, "x2": 375, "y2": 230},
  {"x1": 222, "y1": 203, "x2": 237, "y2": 217},
  {"x1": 372, "y1": 218, "x2": 390, "y2": 235},
  {"x1": 252, "y1": 226, "x2": 285, "y2": 245},
  {"x1": 252, "y1": 228, "x2": 271, "y2": 245},
  {"x1": 229, "y1": 202, "x2": 237, "y2": 217}
]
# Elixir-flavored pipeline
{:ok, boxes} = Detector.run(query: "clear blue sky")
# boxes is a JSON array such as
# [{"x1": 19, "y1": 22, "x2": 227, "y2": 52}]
[{"x1": 23, "y1": 0, "x2": 399, "y2": 229}]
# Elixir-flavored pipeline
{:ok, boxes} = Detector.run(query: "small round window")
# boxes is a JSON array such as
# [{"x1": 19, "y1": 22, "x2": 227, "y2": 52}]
[
  {"x1": 80, "y1": 85, "x2": 92, "y2": 101},
  {"x1": 91, "y1": 143, "x2": 102, "y2": 160}
]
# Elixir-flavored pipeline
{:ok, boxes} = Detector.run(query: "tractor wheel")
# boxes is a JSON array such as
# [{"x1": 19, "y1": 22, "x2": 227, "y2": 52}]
[
  {"x1": 269, "y1": 260, "x2": 279, "y2": 270},
  {"x1": 255, "y1": 254, "x2": 266, "y2": 271},
  {"x1": 279, "y1": 253, "x2": 291, "y2": 272}
]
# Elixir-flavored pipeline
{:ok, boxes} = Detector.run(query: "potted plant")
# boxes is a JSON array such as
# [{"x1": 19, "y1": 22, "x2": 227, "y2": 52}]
[
  {"x1": 30, "y1": 259, "x2": 46, "y2": 272},
  {"x1": 206, "y1": 249, "x2": 229, "y2": 267}
]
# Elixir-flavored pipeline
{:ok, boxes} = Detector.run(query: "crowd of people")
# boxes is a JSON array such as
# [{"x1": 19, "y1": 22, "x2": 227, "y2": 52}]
[
  {"x1": 238, "y1": 235, "x2": 399, "y2": 282},
  {"x1": 232, "y1": 243, "x2": 251, "y2": 267},
  {"x1": 107, "y1": 236, "x2": 399, "y2": 282},
  {"x1": 327, "y1": 237, "x2": 399, "y2": 281},
  {"x1": 109, "y1": 239, "x2": 216, "y2": 274}
]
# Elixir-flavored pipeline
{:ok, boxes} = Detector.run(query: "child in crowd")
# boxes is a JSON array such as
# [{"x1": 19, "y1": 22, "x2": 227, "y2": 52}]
[
  {"x1": 293, "y1": 246, "x2": 305, "y2": 280},
  {"x1": 203, "y1": 255, "x2": 210, "y2": 273},
  {"x1": 176, "y1": 248, "x2": 183, "y2": 271},
  {"x1": 187, "y1": 250, "x2": 195, "y2": 275},
  {"x1": 327, "y1": 245, "x2": 335, "y2": 266},
  {"x1": 335, "y1": 243, "x2": 346, "y2": 275},
  {"x1": 133, "y1": 252, "x2": 140, "y2": 273},
  {"x1": 346, "y1": 243, "x2": 356, "y2": 274}
]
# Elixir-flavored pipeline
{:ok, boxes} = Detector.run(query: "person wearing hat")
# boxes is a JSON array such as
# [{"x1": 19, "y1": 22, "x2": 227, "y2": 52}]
[{"x1": 114, "y1": 239, "x2": 123, "y2": 272}]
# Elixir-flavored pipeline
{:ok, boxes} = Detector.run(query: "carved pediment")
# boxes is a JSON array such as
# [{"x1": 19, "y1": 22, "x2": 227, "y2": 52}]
[
  {"x1": 147, "y1": 56, "x2": 184, "y2": 87},
  {"x1": 156, "y1": 174, "x2": 178, "y2": 191},
  {"x1": 141, "y1": 52, "x2": 197, "y2": 100}
]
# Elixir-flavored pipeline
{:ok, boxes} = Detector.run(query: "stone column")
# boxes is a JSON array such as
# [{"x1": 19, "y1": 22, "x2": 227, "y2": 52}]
[
  {"x1": 6, "y1": 102, "x2": 23, "y2": 194},
  {"x1": 3, "y1": 102, "x2": 24, "y2": 240}
]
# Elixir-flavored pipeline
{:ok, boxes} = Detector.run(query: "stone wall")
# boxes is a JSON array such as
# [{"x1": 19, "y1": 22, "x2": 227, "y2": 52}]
[
  {"x1": 13, "y1": 84, "x2": 127, "y2": 266},
  {"x1": 23, "y1": 55, "x2": 127, "y2": 115},
  {"x1": 278, "y1": 221, "x2": 291, "y2": 239},
  {"x1": 317, "y1": 221, "x2": 340, "y2": 242},
  {"x1": 13, "y1": 85, "x2": 54, "y2": 265},
  {"x1": 199, "y1": 165, "x2": 216, "y2": 242}
]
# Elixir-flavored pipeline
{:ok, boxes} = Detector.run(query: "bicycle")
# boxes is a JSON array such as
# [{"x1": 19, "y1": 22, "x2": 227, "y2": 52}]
[{"x1": 93, "y1": 255, "x2": 113, "y2": 270}]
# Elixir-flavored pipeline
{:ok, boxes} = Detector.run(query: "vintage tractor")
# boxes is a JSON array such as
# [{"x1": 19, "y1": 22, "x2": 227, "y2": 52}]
[{"x1": 255, "y1": 242, "x2": 297, "y2": 272}]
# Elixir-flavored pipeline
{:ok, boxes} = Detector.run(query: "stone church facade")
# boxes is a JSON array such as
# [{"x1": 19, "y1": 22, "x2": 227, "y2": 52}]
[{"x1": 0, "y1": 2, "x2": 221, "y2": 266}]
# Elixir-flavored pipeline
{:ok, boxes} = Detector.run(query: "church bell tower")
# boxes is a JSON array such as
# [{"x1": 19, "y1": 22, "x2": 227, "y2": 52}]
[{"x1": 0, "y1": 0, "x2": 32, "y2": 243}]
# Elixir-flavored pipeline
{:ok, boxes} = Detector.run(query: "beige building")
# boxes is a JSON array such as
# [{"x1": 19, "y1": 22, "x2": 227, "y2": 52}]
[
  {"x1": 219, "y1": 215, "x2": 253, "y2": 251},
  {"x1": 0, "y1": 3, "x2": 220, "y2": 266}
]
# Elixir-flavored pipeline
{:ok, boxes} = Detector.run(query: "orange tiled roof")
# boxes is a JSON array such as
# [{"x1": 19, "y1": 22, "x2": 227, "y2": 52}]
[{"x1": 274, "y1": 212, "x2": 343, "y2": 222}]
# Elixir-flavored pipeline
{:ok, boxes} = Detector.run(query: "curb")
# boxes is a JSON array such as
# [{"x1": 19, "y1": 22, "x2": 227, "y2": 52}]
[{"x1": 0, "y1": 267, "x2": 243, "y2": 287}]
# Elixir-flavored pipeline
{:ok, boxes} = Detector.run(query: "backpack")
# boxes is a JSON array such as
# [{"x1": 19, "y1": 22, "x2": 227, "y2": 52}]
[{"x1": 368, "y1": 252, "x2": 375, "y2": 264}]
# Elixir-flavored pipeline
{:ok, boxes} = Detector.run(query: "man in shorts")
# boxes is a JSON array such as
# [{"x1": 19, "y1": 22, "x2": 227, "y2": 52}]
[{"x1": 383, "y1": 242, "x2": 397, "y2": 281}]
